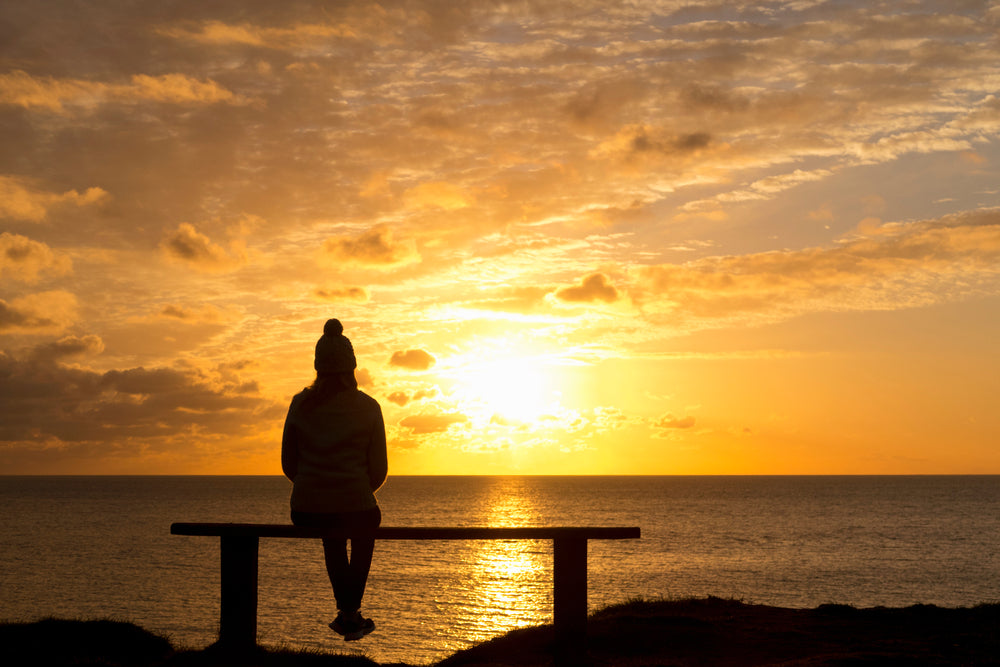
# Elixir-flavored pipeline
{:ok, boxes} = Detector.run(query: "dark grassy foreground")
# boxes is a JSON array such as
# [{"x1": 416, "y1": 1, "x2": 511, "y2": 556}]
[{"x1": 4, "y1": 597, "x2": 1000, "y2": 667}]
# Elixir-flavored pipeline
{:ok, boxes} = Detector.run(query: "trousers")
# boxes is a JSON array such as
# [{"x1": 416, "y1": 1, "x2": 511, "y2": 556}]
[{"x1": 291, "y1": 506, "x2": 382, "y2": 613}]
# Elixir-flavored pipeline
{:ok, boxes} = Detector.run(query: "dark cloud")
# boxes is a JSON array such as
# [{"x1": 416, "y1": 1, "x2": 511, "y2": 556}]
[
  {"x1": 0, "y1": 299, "x2": 57, "y2": 330},
  {"x1": 564, "y1": 80, "x2": 644, "y2": 130},
  {"x1": 0, "y1": 232, "x2": 72, "y2": 282},
  {"x1": 0, "y1": 348, "x2": 280, "y2": 445},
  {"x1": 554, "y1": 273, "x2": 620, "y2": 304},
  {"x1": 0, "y1": 291, "x2": 76, "y2": 332},
  {"x1": 160, "y1": 223, "x2": 243, "y2": 271},
  {"x1": 680, "y1": 83, "x2": 751, "y2": 113},
  {"x1": 161, "y1": 305, "x2": 193, "y2": 320},
  {"x1": 29, "y1": 334, "x2": 104, "y2": 362},
  {"x1": 389, "y1": 349, "x2": 436, "y2": 370},
  {"x1": 626, "y1": 126, "x2": 712, "y2": 156},
  {"x1": 323, "y1": 225, "x2": 419, "y2": 267}
]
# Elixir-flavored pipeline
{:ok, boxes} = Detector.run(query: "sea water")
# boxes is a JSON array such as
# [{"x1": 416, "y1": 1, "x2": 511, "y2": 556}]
[{"x1": 2, "y1": 475, "x2": 999, "y2": 665}]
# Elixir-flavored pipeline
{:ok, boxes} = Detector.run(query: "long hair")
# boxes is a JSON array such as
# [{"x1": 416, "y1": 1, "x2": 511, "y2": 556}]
[{"x1": 299, "y1": 371, "x2": 358, "y2": 412}]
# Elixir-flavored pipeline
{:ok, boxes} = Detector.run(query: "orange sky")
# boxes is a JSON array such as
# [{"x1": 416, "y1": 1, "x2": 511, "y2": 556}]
[{"x1": 2, "y1": 1, "x2": 999, "y2": 475}]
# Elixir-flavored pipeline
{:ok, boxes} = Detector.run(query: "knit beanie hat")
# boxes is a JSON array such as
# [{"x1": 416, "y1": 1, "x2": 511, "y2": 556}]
[{"x1": 314, "y1": 319, "x2": 357, "y2": 373}]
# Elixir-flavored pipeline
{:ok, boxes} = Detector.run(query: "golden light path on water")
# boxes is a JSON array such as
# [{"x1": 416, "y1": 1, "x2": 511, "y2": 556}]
[{"x1": 442, "y1": 481, "x2": 552, "y2": 647}]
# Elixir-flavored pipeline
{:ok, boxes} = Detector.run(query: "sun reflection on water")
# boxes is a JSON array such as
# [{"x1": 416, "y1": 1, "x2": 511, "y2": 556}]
[{"x1": 447, "y1": 480, "x2": 552, "y2": 644}]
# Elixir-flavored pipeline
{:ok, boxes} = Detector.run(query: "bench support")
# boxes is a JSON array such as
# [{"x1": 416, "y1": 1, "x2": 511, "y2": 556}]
[
  {"x1": 219, "y1": 536, "x2": 259, "y2": 649},
  {"x1": 552, "y1": 537, "x2": 587, "y2": 645}
]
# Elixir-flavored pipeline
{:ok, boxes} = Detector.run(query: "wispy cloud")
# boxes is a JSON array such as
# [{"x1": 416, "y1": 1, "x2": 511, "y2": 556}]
[
  {"x1": 635, "y1": 208, "x2": 1000, "y2": 323},
  {"x1": 0, "y1": 71, "x2": 247, "y2": 113}
]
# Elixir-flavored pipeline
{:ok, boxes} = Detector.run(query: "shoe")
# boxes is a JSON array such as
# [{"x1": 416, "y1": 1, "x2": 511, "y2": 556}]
[
  {"x1": 329, "y1": 611, "x2": 375, "y2": 641},
  {"x1": 343, "y1": 616, "x2": 375, "y2": 641},
  {"x1": 329, "y1": 614, "x2": 350, "y2": 636}
]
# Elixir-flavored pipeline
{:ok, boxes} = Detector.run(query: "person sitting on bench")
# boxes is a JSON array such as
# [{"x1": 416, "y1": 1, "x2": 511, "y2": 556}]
[{"x1": 281, "y1": 318, "x2": 389, "y2": 641}]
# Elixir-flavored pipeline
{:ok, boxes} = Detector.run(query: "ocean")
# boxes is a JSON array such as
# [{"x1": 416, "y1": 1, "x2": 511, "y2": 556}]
[{"x1": 2, "y1": 475, "x2": 999, "y2": 665}]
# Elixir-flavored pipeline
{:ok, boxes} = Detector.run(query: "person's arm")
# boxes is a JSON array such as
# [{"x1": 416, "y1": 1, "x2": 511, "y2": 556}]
[
  {"x1": 281, "y1": 403, "x2": 299, "y2": 482},
  {"x1": 368, "y1": 404, "x2": 388, "y2": 492}
]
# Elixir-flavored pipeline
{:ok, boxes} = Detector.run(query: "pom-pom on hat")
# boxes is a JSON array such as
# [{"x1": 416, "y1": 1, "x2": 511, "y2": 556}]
[{"x1": 314, "y1": 318, "x2": 357, "y2": 373}]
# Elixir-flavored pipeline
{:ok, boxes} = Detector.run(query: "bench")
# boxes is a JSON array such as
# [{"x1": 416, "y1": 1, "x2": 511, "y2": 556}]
[{"x1": 170, "y1": 523, "x2": 641, "y2": 650}]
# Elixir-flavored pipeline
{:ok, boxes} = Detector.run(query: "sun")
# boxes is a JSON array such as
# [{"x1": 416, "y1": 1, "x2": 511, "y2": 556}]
[{"x1": 456, "y1": 356, "x2": 556, "y2": 423}]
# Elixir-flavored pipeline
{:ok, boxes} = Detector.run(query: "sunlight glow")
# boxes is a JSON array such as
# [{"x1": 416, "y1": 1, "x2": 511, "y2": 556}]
[{"x1": 455, "y1": 356, "x2": 558, "y2": 424}]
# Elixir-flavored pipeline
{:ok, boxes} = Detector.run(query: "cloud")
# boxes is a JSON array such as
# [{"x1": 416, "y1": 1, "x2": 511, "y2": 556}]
[
  {"x1": 386, "y1": 386, "x2": 437, "y2": 406},
  {"x1": 0, "y1": 70, "x2": 245, "y2": 113},
  {"x1": 635, "y1": 208, "x2": 1000, "y2": 321},
  {"x1": 0, "y1": 291, "x2": 77, "y2": 333},
  {"x1": 0, "y1": 348, "x2": 279, "y2": 445},
  {"x1": 590, "y1": 406, "x2": 633, "y2": 432},
  {"x1": 0, "y1": 233, "x2": 72, "y2": 282},
  {"x1": 591, "y1": 125, "x2": 714, "y2": 163},
  {"x1": 387, "y1": 391, "x2": 409, "y2": 407},
  {"x1": 389, "y1": 349, "x2": 436, "y2": 370},
  {"x1": 398, "y1": 411, "x2": 468, "y2": 434},
  {"x1": 314, "y1": 286, "x2": 369, "y2": 302},
  {"x1": 323, "y1": 225, "x2": 419, "y2": 268},
  {"x1": 718, "y1": 168, "x2": 835, "y2": 203},
  {"x1": 554, "y1": 272, "x2": 621, "y2": 303},
  {"x1": 128, "y1": 74, "x2": 241, "y2": 105},
  {"x1": 29, "y1": 334, "x2": 105, "y2": 363},
  {"x1": 352, "y1": 368, "x2": 374, "y2": 388},
  {"x1": 155, "y1": 303, "x2": 233, "y2": 324},
  {"x1": 160, "y1": 223, "x2": 245, "y2": 272},
  {"x1": 158, "y1": 19, "x2": 357, "y2": 49},
  {"x1": 0, "y1": 176, "x2": 108, "y2": 222},
  {"x1": 655, "y1": 414, "x2": 697, "y2": 430}
]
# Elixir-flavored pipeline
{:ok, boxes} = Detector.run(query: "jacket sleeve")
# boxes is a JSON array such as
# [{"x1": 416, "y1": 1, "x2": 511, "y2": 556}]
[
  {"x1": 368, "y1": 402, "x2": 388, "y2": 492},
  {"x1": 281, "y1": 400, "x2": 299, "y2": 482}
]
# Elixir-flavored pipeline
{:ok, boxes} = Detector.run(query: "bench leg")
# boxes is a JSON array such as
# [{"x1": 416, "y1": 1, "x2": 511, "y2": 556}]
[
  {"x1": 552, "y1": 537, "x2": 587, "y2": 646},
  {"x1": 219, "y1": 535, "x2": 258, "y2": 650}
]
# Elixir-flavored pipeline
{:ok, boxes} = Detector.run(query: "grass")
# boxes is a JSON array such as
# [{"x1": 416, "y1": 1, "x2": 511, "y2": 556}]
[{"x1": 4, "y1": 597, "x2": 1000, "y2": 666}]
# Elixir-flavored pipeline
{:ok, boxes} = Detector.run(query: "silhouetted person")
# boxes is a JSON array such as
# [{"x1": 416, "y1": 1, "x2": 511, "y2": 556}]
[{"x1": 281, "y1": 318, "x2": 388, "y2": 641}]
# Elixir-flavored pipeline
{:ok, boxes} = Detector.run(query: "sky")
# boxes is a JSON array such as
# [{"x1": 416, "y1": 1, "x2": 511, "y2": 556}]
[{"x1": 2, "y1": 0, "x2": 999, "y2": 475}]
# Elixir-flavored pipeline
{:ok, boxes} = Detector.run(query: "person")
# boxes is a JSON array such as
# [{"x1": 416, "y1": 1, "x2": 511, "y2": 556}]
[{"x1": 281, "y1": 318, "x2": 388, "y2": 641}]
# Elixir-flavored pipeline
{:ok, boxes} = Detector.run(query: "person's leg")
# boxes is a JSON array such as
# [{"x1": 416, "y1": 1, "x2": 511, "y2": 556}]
[
  {"x1": 291, "y1": 511, "x2": 354, "y2": 612},
  {"x1": 292, "y1": 508, "x2": 381, "y2": 616},
  {"x1": 342, "y1": 506, "x2": 381, "y2": 612},
  {"x1": 321, "y1": 536, "x2": 353, "y2": 612}
]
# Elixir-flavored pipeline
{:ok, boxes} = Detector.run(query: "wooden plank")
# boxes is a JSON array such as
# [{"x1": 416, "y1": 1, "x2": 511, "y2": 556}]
[{"x1": 171, "y1": 523, "x2": 640, "y2": 540}]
